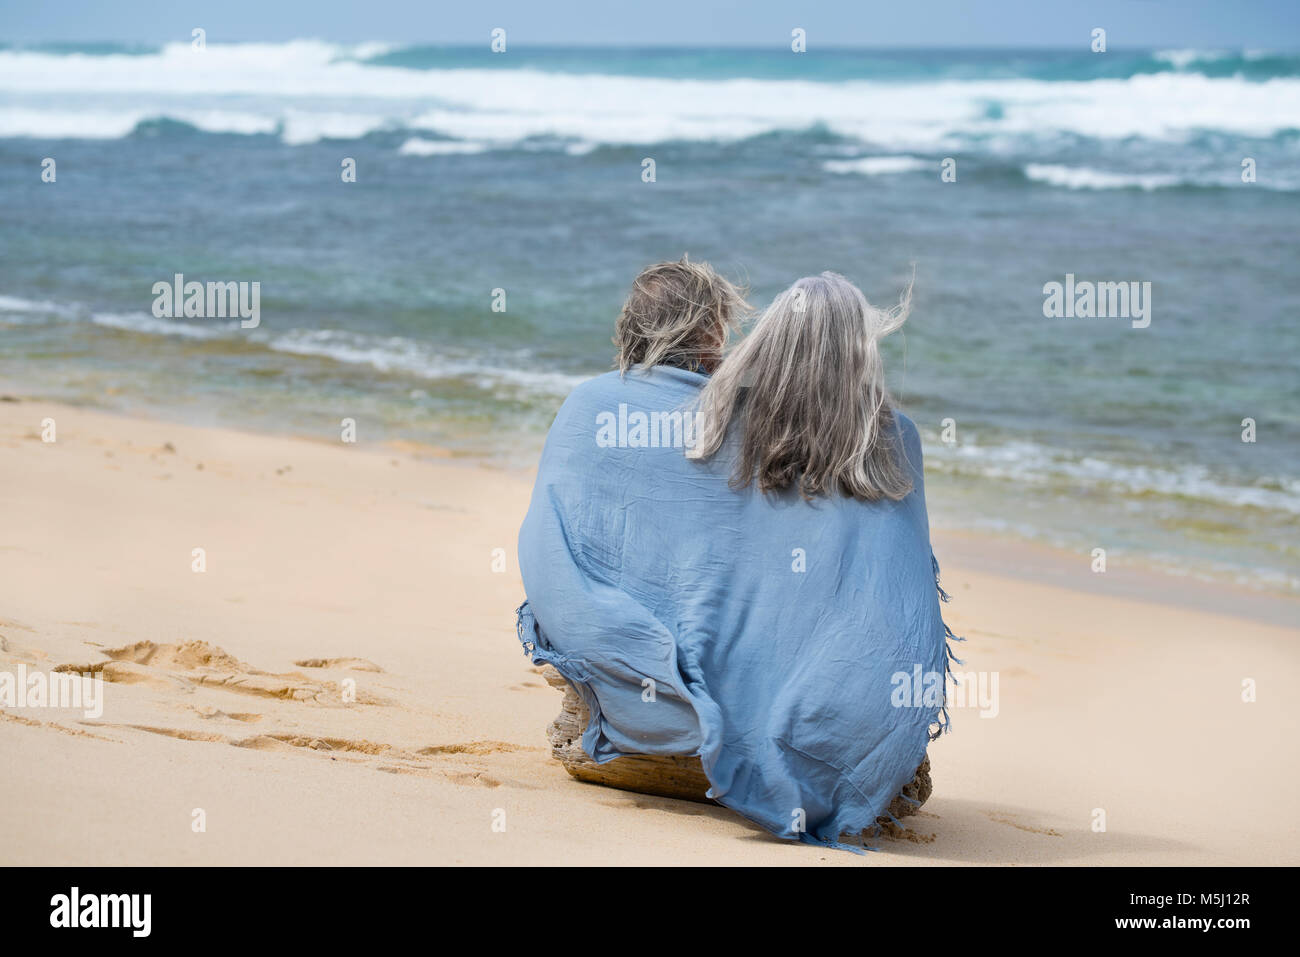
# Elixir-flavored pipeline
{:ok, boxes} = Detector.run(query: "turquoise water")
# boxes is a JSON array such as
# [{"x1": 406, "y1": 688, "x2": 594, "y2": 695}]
[{"x1": 1, "y1": 42, "x2": 1297, "y2": 593}]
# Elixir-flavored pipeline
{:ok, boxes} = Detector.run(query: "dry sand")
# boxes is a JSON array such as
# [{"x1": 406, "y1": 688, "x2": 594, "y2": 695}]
[{"x1": 1, "y1": 399, "x2": 1296, "y2": 865}]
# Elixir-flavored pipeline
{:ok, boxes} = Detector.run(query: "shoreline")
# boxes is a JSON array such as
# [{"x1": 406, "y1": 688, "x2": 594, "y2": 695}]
[
  {"x1": 2, "y1": 398, "x2": 1297, "y2": 865},
  {"x1": 4, "y1": 389, "x2": 1295, "y2": 618}
]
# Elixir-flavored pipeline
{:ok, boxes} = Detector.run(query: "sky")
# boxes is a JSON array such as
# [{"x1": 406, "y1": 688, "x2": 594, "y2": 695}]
[{"x1": 2, "y1": 0, "x2": 1299, "y2": 48}]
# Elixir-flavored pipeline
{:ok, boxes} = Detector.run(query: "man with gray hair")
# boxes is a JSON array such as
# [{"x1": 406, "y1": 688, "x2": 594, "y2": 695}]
[
  {"x1": 515, "y1": 252, "x2": 748, "y2": 790},
  {"x1": 612, "y1": 256, "x2": 748, "y2": 375}
]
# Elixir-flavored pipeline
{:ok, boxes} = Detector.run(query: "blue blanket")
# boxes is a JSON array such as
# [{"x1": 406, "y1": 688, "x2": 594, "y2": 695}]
[{"x1": 516, "y1": 365, "x2": 958, "y2": 850}]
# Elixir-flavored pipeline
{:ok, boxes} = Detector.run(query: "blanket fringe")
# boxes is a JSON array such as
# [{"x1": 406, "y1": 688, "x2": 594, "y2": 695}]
[
  {"x1": 807, "y1": 832, "x2": 870, "y2": 855},
  {"x1": 930, "y1": 554, "x2": 966, "y2": 741},
  {"x1": 515, "y1": 599, "x2": 537, "y2": 656},
  {"x1": 933, "y1": 553, "x2": 953, "y2": 604},
  {"x1": 893, "y1": 789, "x2": 921, "y2": 808}
]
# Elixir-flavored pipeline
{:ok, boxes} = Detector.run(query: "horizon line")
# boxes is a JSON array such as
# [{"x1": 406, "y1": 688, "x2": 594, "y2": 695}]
[{"x1": 4, "y1": 39, "x2": 1298, "y2": 53}]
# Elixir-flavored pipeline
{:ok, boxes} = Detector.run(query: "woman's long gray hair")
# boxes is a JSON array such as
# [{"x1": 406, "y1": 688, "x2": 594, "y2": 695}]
[{"x1": 687, "y1": 271, "x2": 913, "y2": 502}]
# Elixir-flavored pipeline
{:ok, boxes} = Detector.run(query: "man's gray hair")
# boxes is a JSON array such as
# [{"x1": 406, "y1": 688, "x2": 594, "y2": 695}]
[{"x1": 613, "y1": 256, "x2": 749, "y2": 374}]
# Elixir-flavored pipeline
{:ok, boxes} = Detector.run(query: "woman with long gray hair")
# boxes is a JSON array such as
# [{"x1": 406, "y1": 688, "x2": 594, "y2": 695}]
[{"x1": 688, "y1": 271, "x2": 914, "y2": 500}]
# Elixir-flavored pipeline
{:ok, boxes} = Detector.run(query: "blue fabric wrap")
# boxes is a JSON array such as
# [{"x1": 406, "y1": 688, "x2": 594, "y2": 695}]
[{"x1": 516, "y1": 365, "x2": 955, "y2": 851}]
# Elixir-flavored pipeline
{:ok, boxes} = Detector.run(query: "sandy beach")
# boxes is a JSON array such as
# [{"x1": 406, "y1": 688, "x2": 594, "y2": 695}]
[{"x1": 2, "y1": 397, "x2": 1297, "y2": 866}]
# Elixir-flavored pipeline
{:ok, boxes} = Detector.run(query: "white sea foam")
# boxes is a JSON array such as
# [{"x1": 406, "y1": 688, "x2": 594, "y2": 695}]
[
  {"x1": 2, "y1": 41, "x2": 1297, "y2": 147},
  {"x1": 0, "y1": 295, "x2": 81, "y2": 318},
  {"x1": 81, "y1": 307, "x2": 589, "y2": 396},
  {"x1": 279, "y1": 110, "x2": 394, "y2": 144},
  {"x1": 928, "y1": 436, "x2": 1300, "y2": 515},
  {"x1": 1024, "y1": 164, "x2": 1182, "y2": 191},
  {"x1": 823, "y1": 156, "x2": 929, "y2": 176},
  {"x1": 1024, "y1": 162, "x2": 1298, "y2": 192},
  {"x1": 13, "y1": 288, "x2": 585, "y2": 397},
  {"x1": 90, "y1": 312, "x2": 235, "y2": 339},
  {"x1": 0, "y1": 107, "x2": 281, "y2": 139},
  {"x1": 345, "y1": 42, "x2": 395, "y2": 62},
  {"x1": 262, "y1": 328, "x2": 589, "y2": 396},
  {"x1": 1153, "y1": 49, "x2": 1229, "y2": 71},
  {"x1": 397, "y1": 137, "x2": 491, "y2": 156}
]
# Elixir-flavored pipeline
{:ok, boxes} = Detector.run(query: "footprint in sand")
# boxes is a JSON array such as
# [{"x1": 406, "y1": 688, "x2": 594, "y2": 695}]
[
  {"x1": 97, "y1": 713, "x2": 532, "y2": 786},
  {"x1": 54, "y1": 640, "x2": 387, "y2": 705},
  {"x1": 293, "y1": 657, "x2": 383, "y2": 672},
  {"x1": 418, "y1": 741, "x2": 529, "y2": 757},
  {"x1": 190, "y1": 706, "x2": 262, "y2": 723},
  {"x1": 133, "y1": 725, "x2": 532, "y2": 789},
  {"x1": 1, "y1": 710, "x2": 119, "y2": 742},
  {"x1": 232, "y1": 733, "x2": 395, "y2": 755},
  {"x1": 983, "y1": 810, "x2": 1063, "y2": 837},
  {"x1": 0, "y1": 632, "x2": 49, "y2": 662},
  {"x1": 39, "y1": 637, "x2": 538, "y2": 790},
  {"x1": 117, "y1": 724, "x2": 226, "y2": 743}
]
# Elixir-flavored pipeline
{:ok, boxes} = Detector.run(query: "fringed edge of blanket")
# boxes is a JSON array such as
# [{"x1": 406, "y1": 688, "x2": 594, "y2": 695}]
[
  {"x1": 930, "y1": 552, "x2": 966, "y2": 742},
  {"x1": 515, "y1": 599, "x2": 538, "y2": 656}
]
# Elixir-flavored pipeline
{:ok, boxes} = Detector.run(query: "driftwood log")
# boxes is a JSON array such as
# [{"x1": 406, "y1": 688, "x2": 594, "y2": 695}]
[{"x1": 540, "y1": 664, "x2": 931, "y2": 828}]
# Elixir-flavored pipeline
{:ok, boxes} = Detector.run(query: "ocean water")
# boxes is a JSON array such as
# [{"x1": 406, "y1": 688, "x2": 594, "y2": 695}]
[{"x1": 1, "y1": 42, "x2": 1297, "y2": 594}]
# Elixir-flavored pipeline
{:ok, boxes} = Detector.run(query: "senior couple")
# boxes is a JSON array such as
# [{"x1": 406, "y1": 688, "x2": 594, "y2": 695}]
[{"x1": 515, "y1": 258, "x2": 956, "y2": 851}]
